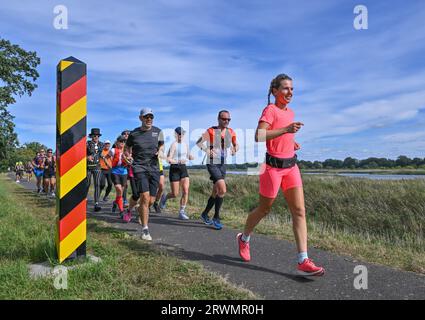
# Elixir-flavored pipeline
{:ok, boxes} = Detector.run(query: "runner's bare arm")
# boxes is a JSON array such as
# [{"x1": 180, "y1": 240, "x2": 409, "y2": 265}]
[
  {"x1": 124, "y1": 145, "x2": 132, "y2": 155},
  {"x1": 187, "y1": 142, "x2": 194, "y2": 161},
  {"x1": 196, "y1": 134, "x2": 216, "y2": 157},
  {"x1": 196, "y1": 136, "x2": 207, "y2": 151},
  {"x1": 231, "y1": 140, "x2": 239, "y2": 155},
  {"x1": 167, "y1": 143, "x2": 178, "y2": 164},
  {"x1": 255, "y1": 121, "x2": 304, "y2": 142},
  {"x1": 158, "y1": 144, "x2": 166, "y2": 161}
]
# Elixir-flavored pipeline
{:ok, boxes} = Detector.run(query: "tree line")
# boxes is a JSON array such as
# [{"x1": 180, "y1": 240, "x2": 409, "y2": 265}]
[
  {"x1": 297, "y1": 156, "x2": 425, "y2": 170},
  {"x1": 182, "y1": 156, "x2": 425, "y2": 170}
]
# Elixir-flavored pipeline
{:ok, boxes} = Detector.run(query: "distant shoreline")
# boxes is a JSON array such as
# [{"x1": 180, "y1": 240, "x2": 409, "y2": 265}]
[{"x1": 185, "y1": 167, "x2": 425, "y2": 175}]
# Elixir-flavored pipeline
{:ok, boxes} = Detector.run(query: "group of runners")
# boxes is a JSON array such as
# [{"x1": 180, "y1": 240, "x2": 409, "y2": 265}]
[
  {"x1": 83, "y1": 73, "x2": 324, "y2": 276},
  {"x1": 14, "y1": 148, "x2": 57, "y2": 196}
]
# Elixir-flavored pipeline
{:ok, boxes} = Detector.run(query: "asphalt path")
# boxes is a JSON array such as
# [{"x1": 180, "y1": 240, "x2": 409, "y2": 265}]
[{"x1": 11, "y1": 175, "x2": 425, "y2": 300}]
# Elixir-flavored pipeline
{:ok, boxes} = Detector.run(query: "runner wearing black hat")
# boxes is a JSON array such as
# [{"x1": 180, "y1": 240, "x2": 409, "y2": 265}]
[{"x1": 87, "y1": 128, "x2": 104, "y2": 212}]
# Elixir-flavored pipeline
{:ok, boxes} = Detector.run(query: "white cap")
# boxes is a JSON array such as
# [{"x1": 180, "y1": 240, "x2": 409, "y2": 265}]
[
  {"x1": 140, "y1": 107, "x2": 154, "y2": 117},
  {"x1": 104, "y1": 140, "x2": 111, "y2": 144}
]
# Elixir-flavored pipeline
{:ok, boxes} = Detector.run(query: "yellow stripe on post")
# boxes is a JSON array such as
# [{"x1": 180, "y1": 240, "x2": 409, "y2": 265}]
[
  {"x1": 60, "y1": 96, "x2": 87, "y2": 134},
  {"x1": 58, "y1": 221, "x2": 87, "y2": 262},
  {"x1": 60, "y1": 60, "x2": 74, "y2": 71},
  {"x1": 59, "y1": 157, "x2": 86, "y2": 199}
]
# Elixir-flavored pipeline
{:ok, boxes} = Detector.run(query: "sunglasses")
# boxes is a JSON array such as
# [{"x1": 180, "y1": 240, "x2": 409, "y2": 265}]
[
  {"x1": 143, "y1": 115, "x2": 154, "y2": 120},
  {"x1": 220, "y1": 118, "x2": 231, "y2": 122}
]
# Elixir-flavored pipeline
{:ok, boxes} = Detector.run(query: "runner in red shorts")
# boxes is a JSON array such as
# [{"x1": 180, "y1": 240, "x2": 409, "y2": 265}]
[{"x1": 237, "y1": 74, "x2": 325, "y2": 277}]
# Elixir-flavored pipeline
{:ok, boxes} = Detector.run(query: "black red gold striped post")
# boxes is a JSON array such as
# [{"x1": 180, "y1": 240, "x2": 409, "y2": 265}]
[{"x1": 56, "y1": 57, "x2": 87, "y2": 263}]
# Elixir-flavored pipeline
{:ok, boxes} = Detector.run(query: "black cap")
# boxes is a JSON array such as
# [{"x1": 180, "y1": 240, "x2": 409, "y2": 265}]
[
  {"x1": 175, "y1": 127, "x2": 185, "y2": 135},
  {"x1": 117, "y1": 135, "x2": 127, "y2": 142},
  {"x1": 121, "y1": 129, "x2": 131, "y2": 135}
]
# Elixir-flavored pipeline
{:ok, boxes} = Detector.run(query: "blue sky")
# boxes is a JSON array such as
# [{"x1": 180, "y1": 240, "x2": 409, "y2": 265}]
[{"x1": 1, "y1": 0, "x2": 425, "y2": 164}]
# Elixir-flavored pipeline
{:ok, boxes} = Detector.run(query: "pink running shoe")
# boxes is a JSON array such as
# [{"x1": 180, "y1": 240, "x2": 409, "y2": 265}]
[
  {"x1": 237, "y1": 233, "x2": 251, "y2": 262},
  {"x1": 297, "y1": 258, "x2": 325, "y2": 277},
  {"x1": 123, "y1": 209, "x2": 132, "y2": 223}
]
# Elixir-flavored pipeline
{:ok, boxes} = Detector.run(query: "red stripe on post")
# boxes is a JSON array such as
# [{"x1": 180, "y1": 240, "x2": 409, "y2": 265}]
[
  {"x1": 59, "y1": 199, "x2": 87, "y2": 241},
  {"x1": 59, "y1": 76, "x2": 87, "y2": 112},
  {"x1": 59, "y1": 137, "x2": 86, "y2": 177}
]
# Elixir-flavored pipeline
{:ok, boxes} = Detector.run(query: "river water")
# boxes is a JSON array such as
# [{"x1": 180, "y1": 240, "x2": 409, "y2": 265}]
[{"x1": 226, "y1": 171, "x2": 425, "y2": 180}]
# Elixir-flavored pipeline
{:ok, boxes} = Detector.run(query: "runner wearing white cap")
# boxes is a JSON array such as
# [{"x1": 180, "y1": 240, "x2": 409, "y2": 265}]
[{"x1": 125, "y1": 108, "x2": 164, "y2": 241}]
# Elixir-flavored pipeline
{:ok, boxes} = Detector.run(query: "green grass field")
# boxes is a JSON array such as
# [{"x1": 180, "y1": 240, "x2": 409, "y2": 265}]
[
  {"x1": 0, "y1": 175, "x2": 255, "y2": 299},
  {"x1": 163, "y1": 170, "x2": 425, "y2": 274}
]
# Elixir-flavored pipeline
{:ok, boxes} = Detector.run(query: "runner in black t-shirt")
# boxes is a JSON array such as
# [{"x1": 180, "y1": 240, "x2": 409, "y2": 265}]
[{"x1": 125, "y1": 108, "x2": 164, "y2": 241}]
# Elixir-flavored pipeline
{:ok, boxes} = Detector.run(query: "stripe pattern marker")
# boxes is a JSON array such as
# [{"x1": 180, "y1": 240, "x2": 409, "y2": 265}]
[{"x1": 56, "y1": 56, "x2": 87, "y2": 263}]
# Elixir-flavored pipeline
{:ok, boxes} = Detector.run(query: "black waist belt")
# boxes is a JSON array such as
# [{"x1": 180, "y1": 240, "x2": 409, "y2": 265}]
[{"x1": 265, "y1": 153, "x2": 297, "y2": 169}]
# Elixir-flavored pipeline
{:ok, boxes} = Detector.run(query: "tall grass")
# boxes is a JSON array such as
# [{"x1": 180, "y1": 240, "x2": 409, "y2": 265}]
[
  {"x1": 169, "y1": 171, "x2": 425, "y2": 273},
  {"x1": 188, "y1": 172, "x2": 424, "y2": 244}
]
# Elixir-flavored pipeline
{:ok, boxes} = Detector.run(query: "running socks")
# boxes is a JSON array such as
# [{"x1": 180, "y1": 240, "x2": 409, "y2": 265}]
[
  {"x1": 297, "y1": 252, "x2": 308, "y2": 264},
  {"x1": 116, "y1": 196, "x2": 124, "y2": 212},
  {"x1": 241, "y1": 233, "x2": 250, "y2": 242},
  {"x1": 213, "y1": 196, "x2": 224, "y2": 220},
  {"x1": 202, "y1": 196, "x2": 216, "y2": 215},
  {"x1": 180, "y1": 205, "x2": 186, "y2": 212}
]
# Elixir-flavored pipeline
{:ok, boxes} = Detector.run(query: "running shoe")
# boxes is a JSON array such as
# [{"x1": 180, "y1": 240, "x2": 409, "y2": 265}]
[
  {"x1": 94, "y1": 204, "x2": 102, "y2": 212},
  {"x1": 297, "y1": 258, "x2": 325, "y2": 277},
  {"x1": 153, "y1": 202, "x2": 161, "y2": 213},
  {"x1": 178, "y1": 211, "x2": 189, "y2": 220},
  {"x1": 112, "y1": 201, "x2": 118, "y2": 213},
  {"x1": 159, "y1": 194, "x2": 167, "y2": 209},
  {"x1": 200, "y1": 213, "x2": 213, "y2": 225},
  {"x1": 51, "y1": 192, "x2": 56, "y2": 197},
  {"x1": 123, "y1": 200, "x2": 129, "y2": 208},
  {"x1": 212, "y1": 218, "x2": 223, "y2": 230},
  {"x1": 123, "y1": 209, "x2": 132, "y2": 223},
  {"x1": 103, "y1": 196, "x2": 109, "y2": 202},
  {"x1": 237, "y1": 233, "x2": 251, "y2": 262},
  {"x1": 141, "y1": 229, "x2": 152, "y2": 241}
]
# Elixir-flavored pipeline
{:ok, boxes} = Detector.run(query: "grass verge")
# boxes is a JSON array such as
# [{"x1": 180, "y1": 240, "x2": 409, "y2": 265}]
[{"x1": 0, "y1": 175, "x2": 255, "y2": 300}]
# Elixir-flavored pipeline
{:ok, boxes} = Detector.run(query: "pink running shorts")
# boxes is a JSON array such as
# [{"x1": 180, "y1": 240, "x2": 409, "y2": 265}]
[{"x1": 259, "y1": 163, "x2": 303, "y2": 198}]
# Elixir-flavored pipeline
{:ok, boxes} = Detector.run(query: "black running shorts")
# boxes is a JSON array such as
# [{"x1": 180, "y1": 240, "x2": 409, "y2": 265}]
[
  {"x1": 112, "y1": 173, "x2": 127, "y2": 186},
  {"x1": 169, "y1": 164, "x2": 189, "y2": 182},
  {"x1": 206, "y1": 164, "x2": 226, "y2": 184},
  {"x1": 134, "y1": 171, "x2": 160, "y2": 197},
  {"x1": 43, "y1": 170, "x2": 55, "y2": 179}
]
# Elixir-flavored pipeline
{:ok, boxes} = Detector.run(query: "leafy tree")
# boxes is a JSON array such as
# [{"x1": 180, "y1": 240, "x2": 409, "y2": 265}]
[
  {"x1": 312, "y1": 161, "x2": 323, "y2": 169},
  {"x1": 343, "y1": 157, "x2": 358, "y2": 169},
  {"x1": 396, "y1": 155, "x2": 411, "y2": 167},
  {"x1": 0, "y1": 38, "x2": 40, "y2": 170}
]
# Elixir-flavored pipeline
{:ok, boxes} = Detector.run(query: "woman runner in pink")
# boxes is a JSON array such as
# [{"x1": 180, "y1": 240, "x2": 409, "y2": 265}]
[{"x1": 237, "y1": 74, "x2": 325, "y2": 277}]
